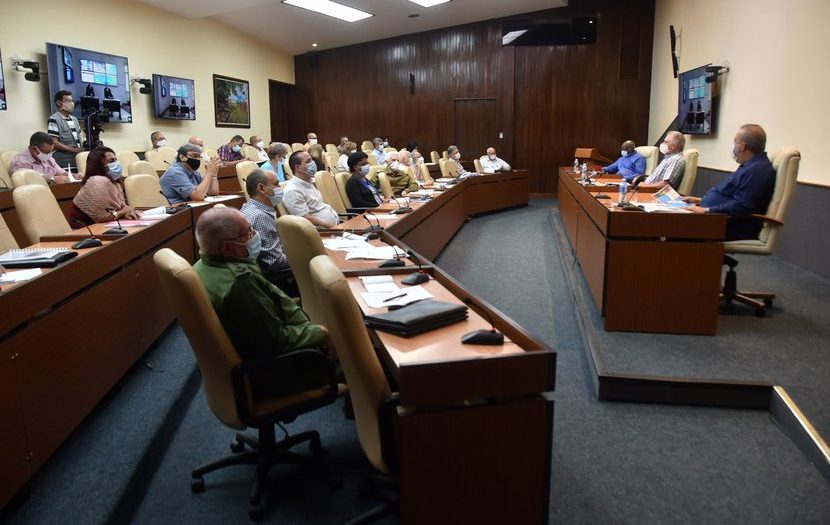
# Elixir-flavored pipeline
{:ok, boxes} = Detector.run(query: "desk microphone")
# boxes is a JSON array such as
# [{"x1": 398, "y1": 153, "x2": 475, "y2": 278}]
[
  {"x1": 159, "y1": 191, "x2": 189, "y2": 213},
  {"x1": 401, "y1": 250, "x2": 429, "y2": 285},
  {"x1": 362, "y1": 212, "x2": 383, "y2": 240},
  {"x1": 377, "y1": 236, "x2": 405, "y2": 268},
  {"x1": 389, "y1": 196, "x2": 412, "y2": 214},
  {"x1": 461, "y1": 297, "x2": 504, "y2": 345},
  {"x1": 104, "y1": 208, "x2": 129, "y2": 235},
  {"x1": 70, "y1": 220, "x2": 103, "y2": 249},
  {"x1": 619, "y1": 175, "x2": 646, "y2": 210}
]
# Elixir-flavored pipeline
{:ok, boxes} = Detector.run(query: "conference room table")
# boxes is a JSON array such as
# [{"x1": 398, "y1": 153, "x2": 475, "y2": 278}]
[{"x1": 557, "y1": 167, "x2": 726, "y2": 334}]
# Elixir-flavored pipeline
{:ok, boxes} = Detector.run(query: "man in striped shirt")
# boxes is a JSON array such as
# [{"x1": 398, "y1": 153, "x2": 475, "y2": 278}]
[
  {"x1": 46, "y1": 90, "x2": 84, "y2": 170},
  {"x1": 640, "y1": 131, "x2": 686, "y2": 190}
]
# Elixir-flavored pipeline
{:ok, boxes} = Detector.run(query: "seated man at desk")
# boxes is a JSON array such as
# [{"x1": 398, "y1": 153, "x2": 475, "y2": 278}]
[
  {"x1": 160, "y1": 144, "x2": 221, "y2": 204},
  {"x1": 479, "y1": 147, "x2": 512, "y2": 173},
  {"x1": 240, "y1": 169, "x2": 298, "y2": 296},
  {"x1": 194, "y1": 207, "x2": 332, "y2": 397},
  {"x1": 385, "y1": 151, "x2": 419, "y2": 196},
  {"x1": 371, "y1": 137, "x2": 387, "y2": 165},
  {"x1": 638, "y1": 131, "x2": 686, "y2": 190},
  {"x1": 9, "y1": 132, "x2": 72, "y2": 184},
  {"x1": 447, "y1": 145, "x2": 476, "y2": 178},
  {"x1": 684, "y1": 124, "x2": 775, "y2": 240},
  {"x1": 601, "y1": 140, "x2": 645, "y2": 182},
  {"x1": 249, "y1": 134, "x2": 269, "y2": 162},
  {"x1": 216, "y1": 135, "x2": 246, "y2": 166},
  {"x1": 149, "y1": 131, "x2": 166, "y2": 150},
  {"x1": 282, "y1": 151, "x2": 339, "y2": 228}
]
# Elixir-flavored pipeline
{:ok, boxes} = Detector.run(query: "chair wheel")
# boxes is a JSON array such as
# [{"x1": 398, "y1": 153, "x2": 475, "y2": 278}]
[
  {"x1": 249, "y1": 504, "x2": 264, "y2": 521},
  {"x1": 763, "y1": 298, "x2": 773, "y2": 306},
  {"x1": 191, "y1": 478, "x2": 205, "y2": 493},
  {"x1": 755, "y1": 309, "x2": 766, "y2": 318},
  {"x1": 230, "y1": 438, "x2": 245, "y2": 453}
]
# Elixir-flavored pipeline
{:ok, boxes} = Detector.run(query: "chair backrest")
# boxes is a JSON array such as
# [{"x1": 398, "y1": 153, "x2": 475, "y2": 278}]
[
  {"x1": 309, "y1": 254, "x2": 391, "y2": 473},
  {"x1": 677, "y1": 149, "x2": 699, "y2": 195},
  {"x1": 418, "y1": 163, "x2": 433, "y2": 183},
  {"x1": 0, "y1": 213, "x2": 20, "y2": 251},
  {"x1": 474, "y1": 158, "x2": 484, "y2": 174},
  {"x1": 325, "y1": 152, "x2": 339, "y2": 172},
  {"x1": 241, "y1": 145, "x2": 258, "y2": 162},
  {"x1": 157, "y1": 146, "x2": 177, "y2": 166},
  {"x1": 334, "y1": 172, "x2": 352, "y2": 209},
  {"x1": 367, "y1": 153, "x2": 379, "y2": 166},
  {"x1": 283, "y1": 159, "x2": 293, "y2": 179},
  {"x1": 116, "y1": 151, "x2": 140, "y2": 174},
  {"x1": 291, "y1": 142, "x2": 305, "y2": 153},
  {"x1": 376, "y1": 172, "x2": 394, "y2": 199},
  {"x1": 761, "y1": 148, "x2": 800, "y2": 251},
  {"x1": 13, "y1": 184, "x2": 72, "y2": 244},
  {"x1": 11, "y1": 169, "x2": 49, "y2": 188},
  {"x1": 635, "y1": 146, "x2": 658, "y2": 176},
  {"x1": 124, "y1": 174, "x2": 169, "y2": 208},
  {"x1": 0, "y1": 150, "x2": 16, "y2": 175},
  {"x1": 429, "y1": 151, "x2": 439, "y2": 164},
  {"x1": 314, "y1": 170, "x2": 347, "y2": 214},
  {"x1": 152, "y1": 248, "x2": 245, "y2": 429},
  {"x1": 0, "y1": 152, "x2": 13, "y2": 189},
  {"x1": 144, "y1": 150, "x2": 163, "y2": 171},
  {"x1": 76, "y1": 151, "x2": 90, "y2": 176},
  {"x1": 442, "y1": 150, "x2": 449, "y2": 160},
  {"x1": 128, "y1": 160, "x2": 157, "y2": 177},
  {"x1": 438, "y1": 158, "x2": 449, "y2": 178},
  {"x1": 204, "y1": 148, "x2": 218, "y2": 159},
  {"x1": 325, "y1": 144, "x2": 337, "y2": 154},
  {"x1": 361, "y1": 141, "x2": 373, "y2": 152},
  {"x1": 383, "y1": 147, "x2": 396, "y2": 155},
  {"x1": 236, "y1": 161, "x2": 259, "y2": 202},
  {"x1": 276, "y1": 215, "x2": 327, "y2": 324}
]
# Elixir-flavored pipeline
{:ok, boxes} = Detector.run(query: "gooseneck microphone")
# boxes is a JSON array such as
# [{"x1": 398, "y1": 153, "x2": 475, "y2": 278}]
[
  {"x1": 362, "y1": 211, "x2": 383, "y2": 240},
  {"x1": 461, "y1": 297, "x2": 505, "y2": 345},
  {"x1": 389, "y1": 196, "x2": 412, "y2": 214},
  {"x1": 159, "y1": 191, "x2": 189, "y2": 213},
  {"x1": 377, "y1": 235, "x2": 405, "y2": 268},
  {"x1": 401, "y1": 250, "x2": 429, "y2": 285},
  {"x1": 619, "y1": 174, "x2": 646, "y2": 210},
  {"x1": 104, "y1": 208, "x2": 129, "y2": 235},
  {"x1": 70, "y1": 219, "x2": 103, "y2": 249}
]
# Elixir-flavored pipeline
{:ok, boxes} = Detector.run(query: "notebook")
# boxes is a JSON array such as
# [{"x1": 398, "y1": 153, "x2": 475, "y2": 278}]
[{"x1": 0, "y1": 248, "x2": 78, "y2": 268}]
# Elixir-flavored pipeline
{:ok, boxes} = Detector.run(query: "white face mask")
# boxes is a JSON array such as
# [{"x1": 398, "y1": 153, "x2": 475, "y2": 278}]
[
  {"x1": 156, "y1": 139, "x2": 167, "y2": 148},
  {"x1": 256, "y1": 141, "x2": 264, "y2": 149},
  {"x1": 488, "y1": 154, "x2": 497, "y2": 161},
  {"x1": 309, "y1": 138, "x2": 318, "y2": 145},
  {"x1": 621, "y1": 150, "x2": 629, "y2": 157},
  {"x1": 389, "y1": 161, "x2": 400, "y2": 170},
  {"x1": 452, "y1": 153, "x2": 461, "y2": 160},
  {"x1": 659, "y1": 143, "x2": 670, "y2": 155},
  {"x1": 35, "y1": 148, "x2": 53, "y2": 162}
]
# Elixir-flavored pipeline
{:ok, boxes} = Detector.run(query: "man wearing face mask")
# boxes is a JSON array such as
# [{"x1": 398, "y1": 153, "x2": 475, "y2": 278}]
[
  {"x1": 446, "y1": 145, "x2": 476, "y2": 179},
  {"x1": 47, "y1": 90, "x2": 84, "y2": 170},
  {"x1": 160, "y1": 144, "x2": 221, "y2": 204},
  {"x1": 638, "y1": 131, "x2": 686, "y2": 190},
  {"x1": 150, "y1": 131, "x2": 167, "y2": 151},
  {"x1": 479, "y1": 147, "x2": 512, "y2": 174},
  {"x1": 336, "y1": 136, "x2": 350, "y2": 155},
  {"x1": 217, "y1": 135, "x2": 246, "y2": 166},
  {"x1": 194, "y1": 207, "x2": 333, "y2": 397},
  {"x1": 304, "y1": 132, "x2": 318, "y2": 151},
  {"x1": 371, "y1": 137, "x2": 387, "y2": 165},
  {"x1": 69, "y1": 146, "x2": 140, "y2": 225},
  {"x1": 385, "y1": 151, "x2": 419, "y2": 196},
  {"x1": 249, "y1": 134, "x2": 269, "y2": 162},
  {"x1": 240, "y1": 169, "x2": 298, "y2": 295},
  {"x1": 282, "y1": 151, "x2": 339, "y2": 228},
  {"x1": 684, "y1": 124, "x2": 775, "y2": 240},
  {"x1": 9, "y1": 132, "x2": 72, "y2": 184},
  {"x1": 346, "y1": 151, "x2": 384, "y2": 209},
  {"x1": 601, "y1": 140, "x2": 646, "y2": 182}
]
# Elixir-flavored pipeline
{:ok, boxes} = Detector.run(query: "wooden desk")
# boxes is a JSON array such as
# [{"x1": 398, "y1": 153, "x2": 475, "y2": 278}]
[{"x1": 558, "y1": 168, "x2": 726, "y2": 334}]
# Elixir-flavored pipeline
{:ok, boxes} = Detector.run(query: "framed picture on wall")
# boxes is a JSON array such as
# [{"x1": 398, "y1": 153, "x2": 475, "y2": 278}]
[
  {"x1": 0, "y1": 48, "x2": 7, "y2": 110},
  {"x1": 213, "y1": 74, "x2": 249, "y2": 128}
]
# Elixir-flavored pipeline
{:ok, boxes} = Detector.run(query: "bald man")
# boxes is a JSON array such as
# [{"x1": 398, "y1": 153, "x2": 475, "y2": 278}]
[
  {"x1": 602, "y1": 140, "x2": 646, "y2": 182},
  {"x1": 194, "y1": 207, "x2": 332, "y2": 396}
]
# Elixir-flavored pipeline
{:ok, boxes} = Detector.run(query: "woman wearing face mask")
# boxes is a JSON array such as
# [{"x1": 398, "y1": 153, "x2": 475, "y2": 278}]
[
  {"x1": 69, "y1": 146, "x2": 141, "y2": 226},
  {"x1": 409, "y1": 150, "x2": 433, "y2": 187},
  {"x1": 385, "y1": 152, "x2": 419, "y2": 197},
  {"x1": 345, "y1": 151, "x2": 384, "y2": 209}
]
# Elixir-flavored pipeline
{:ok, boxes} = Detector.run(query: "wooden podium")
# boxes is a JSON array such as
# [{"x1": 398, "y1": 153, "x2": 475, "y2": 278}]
[{"x1": 574, "y1": 147, "x2": 613, "y2": 165}]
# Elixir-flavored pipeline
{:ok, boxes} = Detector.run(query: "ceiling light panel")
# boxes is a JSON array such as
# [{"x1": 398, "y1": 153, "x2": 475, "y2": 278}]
[
  {"x1": 407, "y1": 0, "x2": 452, "y2": 7},
  {"x1": 282, "y1": 0, "x2": 373, "y2": 23}
]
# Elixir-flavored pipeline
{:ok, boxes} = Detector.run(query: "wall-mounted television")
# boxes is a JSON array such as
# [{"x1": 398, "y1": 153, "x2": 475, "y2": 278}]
[
  {"x1": 678, "y1": 64, "x2": 714, "y2": 135},
  {"x1": 153, "y1": 74, "x2": 195, "y2": 120},
  {"x1": 0, "y1": 49, "x2": 6, "y2": 110},
  {"x1": 45, "y1": 42, "x2": 131, "y2": 123}
]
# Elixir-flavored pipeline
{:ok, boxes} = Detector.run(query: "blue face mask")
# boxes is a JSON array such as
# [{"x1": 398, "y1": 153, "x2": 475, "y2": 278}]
[
  {"x1": 266, "y1": 185, "x2": 283, "y2": 206},
  {"x1": 305, "y1": 160, "x2": 318, "y2": 176},
  {"x1": 359, "y1": 164, "x2": 371, "y2": 177},
  {"x1": 246, "y1": 231, "x2": 261, "y2": 261},
  {"x1": 107, "y1": 161, "x2": 123, "y2": 180},
  {"x1": 232, "y1": 145, "x2": 242, "y2": 154}
]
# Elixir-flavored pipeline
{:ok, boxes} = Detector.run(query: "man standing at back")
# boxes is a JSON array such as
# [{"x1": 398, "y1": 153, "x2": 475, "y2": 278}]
[{"x1": 47, "y1": 90, "x2": 84, "y2": 170}]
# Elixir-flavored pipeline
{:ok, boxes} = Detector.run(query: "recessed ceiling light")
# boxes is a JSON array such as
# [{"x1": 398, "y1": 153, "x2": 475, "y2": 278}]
[
  {"x1": 502, "y1": 30, "x2": 527, "y2": 46},
  {"x1": 282, "y1": 0, "x2": 373, "y2": 23},
  {"x1": 312, "y1": 43, "x2": 318, "y2": 47},
  {"x1": 589, "y1": 20, "x2": 594, "y2": 24},
  {"x1": 406, "y1": 0, "x2": 451, "y2": 7}
]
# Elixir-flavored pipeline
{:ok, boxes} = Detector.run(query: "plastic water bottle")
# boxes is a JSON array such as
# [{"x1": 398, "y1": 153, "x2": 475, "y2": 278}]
[
  {"x1": 573, "y1": 158, "x2": 579, "y2": 174},
  {"x1": 580, "y1": 162, "x2": 588, "y2": 180},
  {"x1": 619, "y1": 180, "x2": 629, "y2": 203}
]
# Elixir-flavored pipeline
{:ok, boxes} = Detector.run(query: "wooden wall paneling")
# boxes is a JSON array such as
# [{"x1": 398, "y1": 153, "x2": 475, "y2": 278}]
[{"x1": 0, "y1": 347, "x2": 30, "y2": 508}]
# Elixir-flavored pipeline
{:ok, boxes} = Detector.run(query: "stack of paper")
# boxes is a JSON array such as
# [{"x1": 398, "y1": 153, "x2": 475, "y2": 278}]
[
  {"x1": 359, "y1": 275, "x2": 399, "y2": 293},
  {"x1": 0, "y1": 268, "x2": 43, "y2": 284},
  {"x1": 323, "y1": 235, "x2": 368, "y2": 251},
  {"x1": 360, "y1": 285, "x2": 433, "y2": 308},
  {"x1": 345, "y1": 245, "x2": 405, "y2": 261},
  {"x1": 141, "y1": 206, "x2": 170, "y2": 220}
]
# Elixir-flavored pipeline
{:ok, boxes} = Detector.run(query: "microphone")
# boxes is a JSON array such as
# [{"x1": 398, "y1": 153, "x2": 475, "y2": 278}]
[
  {"x1": 401, "y1": 250, "x2": 429, "y2": 285},
  {"x1": 362, "y1": 211, "x2": 383, "y2": 240},
  {"x1": 618, "y1": 175, "x2": 646, "y2": 211},
  {"x1": 389, "y1": 196, "x2": 412, "y2": 214},
  {"x1": 104, "y1": 208, "x2": 129, "y2": 235},
  {"x1": 461, "y1": 297, "x2": 504, "y2": 346},
  {"x1": 159, "y1": 191, "x2": 189, "y2": 213},
  {"x1": 70, "y1": 220, "x2": 103, "y2": 249},
  {"x1": 376, "y1": 235, "x2": 405, "y2": 268}
]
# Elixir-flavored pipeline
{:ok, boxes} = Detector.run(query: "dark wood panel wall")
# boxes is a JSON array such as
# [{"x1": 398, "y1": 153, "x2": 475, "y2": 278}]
[{"x1": 287, "y1": 0, "x2": 655, "y2": 193}]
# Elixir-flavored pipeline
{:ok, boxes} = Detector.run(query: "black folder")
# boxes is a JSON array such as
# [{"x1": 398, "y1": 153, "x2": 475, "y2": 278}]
[
  {"x1": 365, "y1": 299, "x2": 468, "y2": 337},
  {"x1": 0, "y1": 249, "x2": 78, "y2": 268}
]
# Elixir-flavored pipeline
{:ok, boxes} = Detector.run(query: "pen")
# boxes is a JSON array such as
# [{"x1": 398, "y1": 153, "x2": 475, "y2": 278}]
[{"x1": 383, "y1": 292, "x2": 407, "y2": 303}]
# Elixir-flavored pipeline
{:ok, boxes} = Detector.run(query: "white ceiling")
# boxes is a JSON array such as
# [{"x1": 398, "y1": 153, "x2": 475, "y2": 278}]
[{"x1": 134, "y1": 0, "x2": 567, "y2": 55}]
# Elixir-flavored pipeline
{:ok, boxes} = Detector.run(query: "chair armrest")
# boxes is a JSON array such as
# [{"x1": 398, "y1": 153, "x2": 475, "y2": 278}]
[{"x1": 750, "y1": 213, "x2": 784, "y2": 226}]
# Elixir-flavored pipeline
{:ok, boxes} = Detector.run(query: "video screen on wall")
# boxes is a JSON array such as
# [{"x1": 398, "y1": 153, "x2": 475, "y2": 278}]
[
  {"x1": 0, "y1": 49, "x2": 6, "y2": 111},
  {"x1": 45, "y1": 42, "x2": 132, "y2": 123},
  {"x1": 153, "y1": 74, "x2": 196, "y2": 120},
  {"x1": 678, "y1": 64, "x2": 714, "y2": 135}
]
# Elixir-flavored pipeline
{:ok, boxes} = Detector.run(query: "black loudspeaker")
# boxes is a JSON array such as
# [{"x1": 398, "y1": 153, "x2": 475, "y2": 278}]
[{"x1": 409, "y1": 73, "x2": 415, "y2": 87}]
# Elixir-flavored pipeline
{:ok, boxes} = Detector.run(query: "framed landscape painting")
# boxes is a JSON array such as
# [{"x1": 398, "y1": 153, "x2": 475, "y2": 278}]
[{"x1": 213, "y1": 74, "x2": 249, "y2": 128}]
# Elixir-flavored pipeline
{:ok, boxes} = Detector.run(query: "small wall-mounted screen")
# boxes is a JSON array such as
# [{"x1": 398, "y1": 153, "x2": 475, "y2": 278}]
[
  {"x1": 678, "y1": 64, "x2": 714, "y2": 135},
  {"x1": 153, "y1": 74, "x2": 196, "y2": 120}
]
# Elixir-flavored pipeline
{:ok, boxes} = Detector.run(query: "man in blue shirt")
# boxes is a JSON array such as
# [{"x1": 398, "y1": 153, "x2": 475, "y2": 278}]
[
  {"x1": 160, "y1": 144, "x2": 221, "y2": 204},
  {"x1": 685, "y1": 124, "x2": 775, "y2": 240},
  {"x1": 602, "y1": 140, "x2": 646, "y2": 182},
  {"x1": 371, "y1": 137, "x2": 387, "y2": 165}
]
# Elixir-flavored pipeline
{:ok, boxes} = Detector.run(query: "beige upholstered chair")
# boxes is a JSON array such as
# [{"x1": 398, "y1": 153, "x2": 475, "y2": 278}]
[
  {"x1": 417, "y1": 163, "x2": 433, "y2": 184},
  {"x1": 314, "y1": 170, "x2": 347, "y2": 215},
  {"x1": 635, "y1": 146, "x2": 659, "y2": 176},
  {"x1": 430, "y1": 151, "x2": 440, "y2": 164},
  {"x1": 325, "y1": 152, "x2": 339, "y2": 172},
  {"x1": 143, "y1": 150, "x2": 162, "y2": 171},
  {"x1": 0, "y1": 150, "x2": 16, "y2": 175},
  {"x1": 474, "y1": 158, "x2": 484, "y2": 174},
  {"x1": 367, "y1": 153, "x2": 379, "y2": 166},
  {"x1": 128, "y1": 160, "x2": 157, "y2": 177},
  {"x1": 76, "y1": 151, "x2": 90, "y2": 176},
  {"x1": 11, "y1": 169, "x2": 49, "y2": 188},
  {"x1": 334, "y1": 172, "x2": 352, "y2": 209},
  {"x1": 383, "y1": 147, "x2": 396, "y2": 155},
  {"x1": 203, "y1": 148, "x2": 218, "y2": 159},
  {"x1": 291, "y1": 142, "x2": 305, "y2": 153},
  {"x1": 361, "y1": 140, "x2": 373, "y2": 152},
  {"x1": 152, "y1": 248, "x2": 341, "y2": 520},
  {"x1": 124, "y1": 174, "x2": 169, "y2": 208},
  {"x1": 325, "y1": 143, "x2": 337, "y2": 154},
  {"x1": 439, "y1": 158, "x2": 459, "y2": 178},
  {"x1": 236, "y1": 161, "x2": 259, "y2": 201},
  {"x1": 276, "y1": 215, "x2": 327, "y2": 324},
  {"x1": 438, "y1": 158, "x2": 449, "y2": 178},
  {"x1": 243, "y1": 145, "x2": 261, "y2": 162},
  {"x1": 0, "y1": 213, "x2": 19, "y2": 251},
  {"x1": 376, "y1": 172, "x2": 394, "y2": 199},
  {"x1": 116, "y1": 151, "x2": 140, "y2": 174},
  {"x1": 442, "y1": 150, "x2": 449, "y2": 160},
  {"x1": 282, "y1": 159, "x2": 293, "y2": 179},
  {"x1": 721, "y1": 148, "x2": 800, "y2": 316},
  {"x1": 157, "y1": 146, "x2": 177, "y2": 166},
  {"x1": 677, "y1": 149, "x2": 699, "y2": 195},
  {"x1": 0, "y1": 153, "x2": 13, "y2": 189},
  {"x1": 13, "y1": 185, "x2": 72, "y2": 244}
]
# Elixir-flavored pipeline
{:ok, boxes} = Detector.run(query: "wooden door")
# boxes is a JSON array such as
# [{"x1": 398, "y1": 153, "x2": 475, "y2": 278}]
[
  {"x1": 453, "y1": 98, "x2": 500, "y2": 161},
  {"x1": 269, "y1": 80, "x2": 292, "y2": 143}
]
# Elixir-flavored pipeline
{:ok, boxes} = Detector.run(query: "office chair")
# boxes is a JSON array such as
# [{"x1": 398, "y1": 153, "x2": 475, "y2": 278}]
[
  {"x1": 315, "y1": 170, "x2": 348, "y2": 215},
  {"x1": 677, "y1": 148, "x2": 699, "y2": 195},
  {"x1": 634, "y1": 145, "x2": 659, "y2": 176},
  {"x1": 325, "y1": 144, "x2": 337, "y2": 154},
  {"x1": 1, "y1": 150, "x2": 16, "y2": 186},
  {"x1": 375, "y1": 172, "x2": 394, "y2": 199},
  {"x1": 430, "y1": 151, "x2": 440, "y2": 164},
  {"x1": 236, "y1": 161, "x2": 259, "y2": 202},
  {"x1": 277, "y1": 215, "x2": 328, "y2": 324},
  {"x1": 11, "y1": 169, "x2": 49, "y2": 188},
  {"x1": 367, "y1": 153, "x2": 379, "y2": 167},
  {"x1": 127, "y1": 160, "x2": 157, "y2": 177},
  {"x1": 242, "y1": 145, "x2": 260, "y2": 162},
  {"x1": 152, "y1": 248, "x2": 343, "y2": 520},
  {"x1": 116, "y1": 151, "x2": 140, "y2": 176},
  {"x1": 474, "y1": 157, "x2": 484, "y2": 174},
  {"x1": 124, "y1": 174, "x2": 169, "y2": 208},
  {"x1": 144, "y1": 150, "x2": 164, "y2": 171},
  {"x1": 334, "y1": 172, "x2": 353, "y2": 210},
  {"x1": 418, "y1": 163, "x2": 434, "y2": 184},
  {"x1": 291, "y1": 142, "x2": 305, "y2": 153},
  {"x1": 282, "y1": 158, "x2": 293, "y2": 179},
  {"x1": 204, "y1": 148, "x2": 218, "y2": 159},
  {"x1": 76, "y1": 151, "x2": 90, "y2": 177},
  {"x1": 157, "y1": 147, "x2": 177, "y2": 167},
  {"x1": 438, "y1": 158, "x2": 449, "y2": 178},
  {"x1": 721, "y1": 148, "x2": 800, "y2": 316},
  {"x1": 0, "y1": 213, "x2": 20, "y2": 251},
  {"x1": 309, "y1": 255, "x2": 398, "y2": 525},
  {"x1": 361, "y1": 141, "x2": 373, "y2": 152},
  {"x1": 12, "y1": 184, "x2": 72, "y2": 244}
]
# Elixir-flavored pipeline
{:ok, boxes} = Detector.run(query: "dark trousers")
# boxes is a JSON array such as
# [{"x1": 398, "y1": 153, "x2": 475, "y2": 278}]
[{"x1": 261, "y1": 264, "x2": 300, "y2": 298}]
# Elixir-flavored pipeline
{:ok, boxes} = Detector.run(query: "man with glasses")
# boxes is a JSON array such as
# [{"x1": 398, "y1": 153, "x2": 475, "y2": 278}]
[
  {"x1": 160, "y1": 144, "x2": 221, "y2": 204},
  {"x1": 194, "y1": 207, "x2": 333, "y2": 397},
  {"x1": 9, "y1": 131, "x2": 72, "y2": 184}
]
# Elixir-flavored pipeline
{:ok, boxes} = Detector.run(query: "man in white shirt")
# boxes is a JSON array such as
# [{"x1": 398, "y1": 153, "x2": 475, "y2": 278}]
[
  {"x1": 371, "y1": 137, "x2": 387, "y2": 165},
  {"x1": 480, "y1": 147, "x2": 512, "y2": 173},
  {"x1": 249, "y1": 134, "x2": 269, "y2": 162},
  {"x1": 639, "y1": 131, "x2": 686, "y2": 190},
  {"x1": 282, "y1": 151, "x2": 339, "y2": 228}
]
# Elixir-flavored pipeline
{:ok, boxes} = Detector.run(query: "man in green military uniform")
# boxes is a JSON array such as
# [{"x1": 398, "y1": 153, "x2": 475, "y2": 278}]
[{"x1": 194, "y1": 207, "x2": 332, "y2": 396}]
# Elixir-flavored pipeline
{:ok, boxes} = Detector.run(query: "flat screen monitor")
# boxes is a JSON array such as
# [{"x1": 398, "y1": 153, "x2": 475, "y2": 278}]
[
  {"x1": 0, "y1": 49, "x2": 6, "y2": 111},
  {"x1": 45, "y1": 42, "x2": 131, "y2": 123},
  {"x1": 152, "y1": 74, "x2": 196, "y2": 120},
  {"x1": 678, "y1": 64, "x2": 714, "y2": 135}
]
